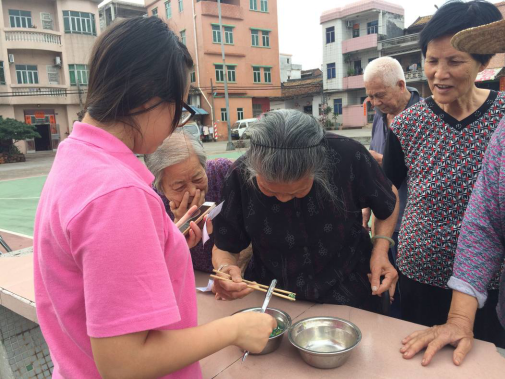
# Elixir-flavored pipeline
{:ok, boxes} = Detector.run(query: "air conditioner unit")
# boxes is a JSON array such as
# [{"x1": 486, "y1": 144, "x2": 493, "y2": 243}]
[
  {"x1": 346, "y1": 21, "x2": 353, "y2": 28},
  {"x1": 8, "y1": 54, "x2": 14, "y2": 64},
  {"x1": 55, "y1": 56, "x2": 62, "y2": 67}
]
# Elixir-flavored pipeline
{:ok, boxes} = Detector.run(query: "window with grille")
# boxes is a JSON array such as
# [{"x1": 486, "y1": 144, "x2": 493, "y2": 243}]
[
  {"x1": 16, "y1": 65, "x2": 38, "y2": 84},
  {"x1": 215, "y1": 65, "x2": 225, "y2": 82},
  {"x1": 212, "y1": 25, "x2": 221, "y2": 43},
  {"x1": 333, "y1": 99, "x2": 343, "y2": 115},
  {"x1": 253, "y1": 67, "x2": 261, "y2": 83},
  {"x1": 69, "y1": 64, "x2": 89, "y2": 86},
  {"x1": 221, "y1": 108, "x2": 228, "y2": 121},
  {"x1": 264, "y1": 67, "x2": 271, "y2": 83},
  {"x1": 0, "y1": 62, "x2": 5, "y2": 85},
  {"x1": 63, "y1": 11, "x2": 96, "y2": 35},
  {"x1": 262, "y1": 31, "x2": 270, "y2": 47},
  {"x1": 251, "y1": 30, "x2": 259, "y2": 46},
  {"x1": 227, "y1": 66, "x2": 236, "y2": 82},
  {"x1": 253, "y1": 104, "x2": 262, "y2": 117},
  {"x1": 237, "y1": 108, "x2": 244, "y2": 120},
  {"x1": 326, "y1": 27, "x2": 335, "y2": 44},
  {"x1": 9, "y1": 10, "x2": 32, "y2": 28},
  {"x1": 165, "y1": 1, "x2": 172, "y2": 18},
  {"x1": 367, "y1": 20, "x2": 378, "y2": 35},
  {"x1": 224, "y1": 27, "x2": 234, "y2": 44}
]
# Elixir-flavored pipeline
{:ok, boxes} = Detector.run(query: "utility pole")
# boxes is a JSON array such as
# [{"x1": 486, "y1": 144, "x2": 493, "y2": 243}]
[
  {"x1": 217, "y1": 0, "x2": 234, "y2": 151},
  {"x1": 210, "y1": 79, "x2": 216, "y2": 141}
]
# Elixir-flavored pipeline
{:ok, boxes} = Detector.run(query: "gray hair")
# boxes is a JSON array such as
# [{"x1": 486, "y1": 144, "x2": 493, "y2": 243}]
[
  {"x1": 363, "y1": 56, "x2": 405, "y2": 88},
  {"x1": 145, "y1": 129, "x2": 207, "y2": 192},
  {"x1": 244, "y1": 109, "x2": 336, "y2": 203}
]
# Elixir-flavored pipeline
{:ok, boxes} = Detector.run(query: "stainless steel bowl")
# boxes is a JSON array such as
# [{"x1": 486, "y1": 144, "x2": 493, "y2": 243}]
[
  {"x1": 288, "y1": 316, "x2": 361, "y2": 369},
  {"x1": 232, "y1": 307, "x2": 291, "y2": 355}
]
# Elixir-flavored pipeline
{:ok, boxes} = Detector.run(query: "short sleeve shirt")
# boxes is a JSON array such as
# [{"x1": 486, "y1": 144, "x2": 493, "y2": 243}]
[{"x1": 213, "y1": 134, "x2": 396, "y2": 310}]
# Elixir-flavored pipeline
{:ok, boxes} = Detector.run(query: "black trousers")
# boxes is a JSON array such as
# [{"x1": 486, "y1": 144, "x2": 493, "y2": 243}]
[{"x1": 399, "y1": 272, "x2": 505, "y2": 348}]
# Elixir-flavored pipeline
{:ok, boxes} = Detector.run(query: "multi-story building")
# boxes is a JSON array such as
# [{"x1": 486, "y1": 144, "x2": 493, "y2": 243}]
[
  {"x1": 279, "y1": 53, "x2": 301, "y2": 82},
  {"x1": 99, "y1": 0, "x2": 147, "y2": 31},
  {"x1": 144, "y1": 0, "x2": 281, "y2": 139},
  {"x1": 0, "y1": 0, "x2": 100, "y2": 154},
  {"x1": 320, "y1": 0, "x2": 404, "y2": 128}
]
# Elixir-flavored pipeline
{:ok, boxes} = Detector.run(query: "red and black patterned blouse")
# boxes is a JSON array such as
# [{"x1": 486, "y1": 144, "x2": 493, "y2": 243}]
[{"x1": 383, "y1": 90, "x2": 505, "y2": 288}]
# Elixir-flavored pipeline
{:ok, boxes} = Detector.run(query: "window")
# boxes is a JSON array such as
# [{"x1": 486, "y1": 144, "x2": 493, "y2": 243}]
[
  {"x1": 368, "y1": 57, "x2": 377, "y2": 63},
  {"x1": 152, "y1": 7, "x2": 158, "y2": 17},
  {"x1": 326, "y1": 26, "x2": 335, "y2": 44},
  {"x1": 250, "y1": 0, "x2": 257, "y2": 11},
  {"x1": 224, "y1": 27, "x2": 234, "y2": 44},
  {"x1": 41, "y1": 13, "x2": 53, "y2": 30},
  {"x1": 253, "y1": 104, "x2": 262, "y2": 117},
  {"x1": 15, "y1": 65, "x2": 38, "y2": 84},
  {"x1": 333, "y1": 99, "x2": 343, "y2": 115},
  {"x1": 237, "y1": 108, "x2": 244, "y2": 120},
  {"x1": 327, "y1": 63, "x2": 336, "y2": 79},
  {"x1": 215, "y1": 65, "x2": 225, "y2": 82},
  {"x1": 354, "y1": 60, "x2": 362, "y2": 74},
  {"x1": 353, "y1": 24, "x2": 360, "y2": 38},
  {"x1": 251, "y1": 30, "x2": 259, "y2": 46},
  {"x1": 190, "y1": 71, "x2": 196, "y2": 83},
  {"x1": 264, "y1": 67, "x2": 271, "y2": 83},
  {"x1": 9, "y1": 10, "x2": 32, "y2": 28},
  {"x1": 227, "y1": 65, "x2": 236, "y2": 82},
  {"x1": 212, "y1": 25, "x2": 221, "y2": 43},
  {"x1": 287, "y1": 58, "x2": 290, "y2": 64},
  {"x1": 367, "y1": 20, "x2": 378, "y2": 35},
  {"x1": 165, "y1": 1, "x2": 172, "y2": 18},
  {"x1": 0, "y1": 62, "x2": 5, "y2": 85},
  {"x1": 68, "y1": 64, "x2": 89, "y2": 86},
  {"x1": 221, "y1": 108, "x2": 228, "y2": 122},
  {"x1": 63, "y1": 11, "x2": 96, "y2": 35},
  {"x1": 253, "y1": 67, "x2": 261, "y2": 83},
  {"x1": 180, "y1": 30, "x2": 186, "y2": 45},
  {"x1": 260, "y1": 0, "x2": 268, "y2": 12},
  {"x1": 179, "y1": 0, "x2": 183, "y2": 12},
  {"x1": 47, "y1": 66, "x2": 59, "y2": 84},
  {"x1": 262, "y1": 31, "x2": 270, "y2": 47}
]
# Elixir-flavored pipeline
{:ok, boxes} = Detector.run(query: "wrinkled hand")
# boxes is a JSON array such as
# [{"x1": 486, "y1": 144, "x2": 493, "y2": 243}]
[
  {"x1": 204, "y1": 216, "x2": 213, "y2": 235},
  {"x1": 170, "y1": 189, "x2": 205, "y2": 224},
  {"x1": 369, "y1": 251, "x2": 397, "y2": 296},
  {"x1": 212, "y1": 265, "x2": 254, "y2": 301},
  {"x1": 175, "y1": 205, "x2": 203, "y2": 249},
  {"x1": 400, "y1": 319, "x2": 474, "y2": 366},
  {"x1": 362, "y1": 208, "x2": 371, "y2": 232},
  {"x1": 369, "y1": 150, "x2": 383, "y2": 166},
  {"x1": 231, "y1": 312, "x2": 277, "y2": 353}
]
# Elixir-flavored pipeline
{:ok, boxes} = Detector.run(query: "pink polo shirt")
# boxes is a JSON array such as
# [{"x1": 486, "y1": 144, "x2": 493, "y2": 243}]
[{"x1": 33, "y1": 122, "x2": 201, "y2": 378}]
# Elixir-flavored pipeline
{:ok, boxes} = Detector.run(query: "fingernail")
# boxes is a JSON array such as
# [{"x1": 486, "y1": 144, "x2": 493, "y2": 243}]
[
  {"x1": 422, "y1": 359, "x2": 426, "y2": 365},
  {"x1": 372, "y1": 286, "x2": 378, "y2": 292},
  {"x1": 455, "y1": 359, "x2": 460, "y2": 365},
  {"x1": 403, "y1": 352, "x2": 409, "y2": 357}
]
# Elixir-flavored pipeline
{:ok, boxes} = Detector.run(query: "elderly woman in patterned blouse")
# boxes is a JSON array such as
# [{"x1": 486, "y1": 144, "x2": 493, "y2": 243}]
[
  {"x1": 145, "y1": 130, "x2": 232, "y2": 273},
  {"x1": 212, "y1": 109, "x2": 399, "y2": 312},
  {"x1": 382, "y1": 0, "x2": 505, "y2": 347}
]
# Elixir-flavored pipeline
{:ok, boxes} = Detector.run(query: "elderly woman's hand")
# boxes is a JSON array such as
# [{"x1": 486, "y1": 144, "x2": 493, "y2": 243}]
[
  {"x1": 369, "y1": 246, "x2": 398, "y2": 297},
  {"x1": 175, "y1": 205, "x2": 203, "y2": 249},
  {"x1": 170, "y1": 189, "x2": 206, "y2": 223},
  {"x1": 212, "y1": 265, "x2": 254, "y2": 301}
]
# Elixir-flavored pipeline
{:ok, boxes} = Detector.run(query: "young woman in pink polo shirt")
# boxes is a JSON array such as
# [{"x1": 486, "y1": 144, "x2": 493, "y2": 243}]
[{"x1": 33, "y1": 17, "x2": 275, "y2": 379}]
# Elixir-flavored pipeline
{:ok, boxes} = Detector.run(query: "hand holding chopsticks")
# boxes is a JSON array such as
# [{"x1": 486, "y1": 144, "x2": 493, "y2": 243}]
[{"x1": 211, "y1": 269, "x2": 296, "y2": 301}]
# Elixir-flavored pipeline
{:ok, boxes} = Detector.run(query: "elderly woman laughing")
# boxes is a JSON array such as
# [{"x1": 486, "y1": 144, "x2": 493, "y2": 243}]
[{"x1": 212, "y1": 109, "x2": 399, "y2": 312}]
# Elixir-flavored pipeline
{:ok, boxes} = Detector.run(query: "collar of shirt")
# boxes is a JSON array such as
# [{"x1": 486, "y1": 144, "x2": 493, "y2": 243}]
[{"x1": 68, "y1": 122, "x2": 154, "y2": 186}]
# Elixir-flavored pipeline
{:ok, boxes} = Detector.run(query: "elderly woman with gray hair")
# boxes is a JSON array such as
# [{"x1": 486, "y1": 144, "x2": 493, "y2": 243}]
[
  {"x1": 145, "y1": 130, "x2": 232, "y2": 272},
  {"x1": 212, "y1": 109, "x2": 399, "y2": 311}
]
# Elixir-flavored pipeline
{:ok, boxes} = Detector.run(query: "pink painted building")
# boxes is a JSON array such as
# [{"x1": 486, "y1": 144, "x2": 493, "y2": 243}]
[
  {"x1": 0, "y1": 0, "x2": 101, "y2": 154},
  {"x1": 320, "y1": 0, "x2": 404, "y2": 128},
  {"x1": 144, "y1": 0, "x2": 281, "y2": 140}
]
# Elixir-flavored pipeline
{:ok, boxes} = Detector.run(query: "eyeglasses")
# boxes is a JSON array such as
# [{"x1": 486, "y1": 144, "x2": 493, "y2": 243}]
[{"x1": 127, "y1": 100, "x2": 196, "y2": 128}]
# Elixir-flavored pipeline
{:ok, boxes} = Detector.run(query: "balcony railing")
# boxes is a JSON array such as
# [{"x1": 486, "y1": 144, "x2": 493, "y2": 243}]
[
  {"x1": 380, "y1": 33, "x2": 419, "y2": 50},
  {"x1": 5, "y1": 30, "x2": 61, "y2": 45},
  {"x1": 9, "y1": 87, "x2": 67, "y2": 97},
  {"x1": 199, "y1": 0, "x2": 243, "y2": 20},
  {"x1": 405, "y1": 70, "x2": 425, "y2": 81}
]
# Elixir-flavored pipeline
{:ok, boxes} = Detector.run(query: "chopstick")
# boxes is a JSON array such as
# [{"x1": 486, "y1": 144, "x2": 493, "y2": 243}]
[
  {"x1": 210, "y1": 275, "x2": 296, "y2": 301},
  {"x1": 212, "y1": 269, "x2": 296, "y2": 296}
]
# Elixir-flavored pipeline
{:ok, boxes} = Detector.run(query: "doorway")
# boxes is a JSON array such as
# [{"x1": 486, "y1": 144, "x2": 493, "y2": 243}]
[{"x1": 35, "y1": 124, "x2": 51, "y2": 151}]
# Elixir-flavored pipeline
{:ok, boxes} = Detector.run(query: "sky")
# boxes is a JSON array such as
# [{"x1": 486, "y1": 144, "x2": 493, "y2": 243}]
[{"x1": 101, "y1": 0, "x2": 503, "y2": 69}]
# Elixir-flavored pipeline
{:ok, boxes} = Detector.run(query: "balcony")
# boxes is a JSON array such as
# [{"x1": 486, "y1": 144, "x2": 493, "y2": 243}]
[
  {"x1": 4, "y1": 29, "x2": 62, "y2": 52},
  {"x1": 1, "y1": 85, "x2": 81, "y2": 106},
  {"x1": 342, "y1": 34, "x2": 377, "y2": 54},
  {"x1": 405, "y1": 69, "x2": 426, "y2": 82},
  {"x1": 343, "y1": 74, "x2": 364, "y2": 89},
  {"x1": 198, "y1": 0, "x2": 243, "y2": 20},
  {"x1": 379, "y1": 33, "x2": 420, "y2": 54}
]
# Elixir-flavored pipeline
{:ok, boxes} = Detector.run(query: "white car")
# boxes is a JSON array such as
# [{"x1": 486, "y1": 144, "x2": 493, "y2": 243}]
[
  {"x1": 183, "y1": 122, "x2": 201, "y2": 141},
  {"x1": 231, "y1": 118, "x2": 258, "y2": 140}
]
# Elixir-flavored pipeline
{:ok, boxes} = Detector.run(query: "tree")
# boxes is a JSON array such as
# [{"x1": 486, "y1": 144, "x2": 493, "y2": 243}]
[
  {"x1": 0, "y1": 117, "x2": 40, "y2": 155},
  {"x1": 318, "y1": 104, "x2": 334, "y2": 129}
]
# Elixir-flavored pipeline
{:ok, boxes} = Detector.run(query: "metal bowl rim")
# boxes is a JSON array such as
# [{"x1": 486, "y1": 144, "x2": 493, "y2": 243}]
[
  {"x1": 231, "y1": 307, "x2": 292, "y2": 339},
  {"x1": 288, "y1": 316, "x2": 362, "y2": 355}
]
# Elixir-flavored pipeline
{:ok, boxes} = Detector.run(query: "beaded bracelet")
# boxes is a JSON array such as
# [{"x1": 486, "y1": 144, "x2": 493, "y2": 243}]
[{"x1": 371, "y1": 235, "x2": 395, "y2": 248}]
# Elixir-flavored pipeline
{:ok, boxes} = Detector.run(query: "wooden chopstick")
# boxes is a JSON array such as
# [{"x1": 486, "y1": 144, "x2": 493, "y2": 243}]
[
  {"x1": 210, "y1": 275, "x2": 296, "y2": 301},
  {"x1": 212, "y1": 269, "x2": 296, "y2": 296}
]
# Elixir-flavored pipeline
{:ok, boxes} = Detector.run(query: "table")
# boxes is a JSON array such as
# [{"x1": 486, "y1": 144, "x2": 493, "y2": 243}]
[{"x1": 194, "y1": 271, "x2": 505, "y2": 379}]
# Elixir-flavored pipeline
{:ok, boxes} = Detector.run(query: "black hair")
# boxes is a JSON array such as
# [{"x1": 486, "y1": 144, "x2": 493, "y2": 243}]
[
  {"x1": 419, "y1": 0, "x2": 502, "y2": 64},
  {"x1": 84, "y1": 16, "x2": 193, "y2": 133}
]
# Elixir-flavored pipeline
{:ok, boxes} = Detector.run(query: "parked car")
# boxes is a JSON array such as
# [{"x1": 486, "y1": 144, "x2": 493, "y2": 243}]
[
  {"x1": 230, "y1": 118, "x2": 258, "y2": 140},
  {"x1": 183, "y1": 122, "x2": 201, "y2": 141}
]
